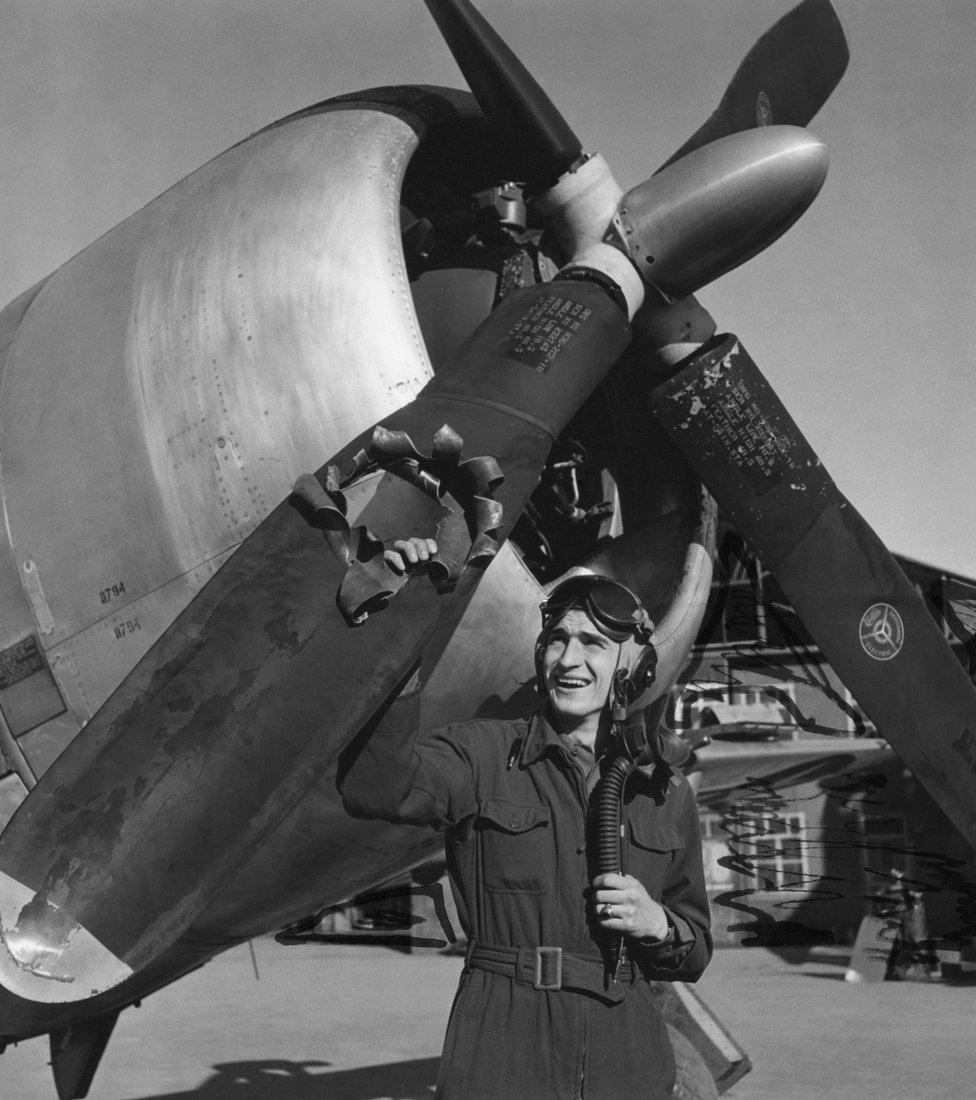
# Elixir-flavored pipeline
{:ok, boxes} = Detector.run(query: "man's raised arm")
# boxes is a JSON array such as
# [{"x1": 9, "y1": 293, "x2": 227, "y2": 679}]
[{"x1": 336, "y1": 538, "x2": 478, "y2": 829}]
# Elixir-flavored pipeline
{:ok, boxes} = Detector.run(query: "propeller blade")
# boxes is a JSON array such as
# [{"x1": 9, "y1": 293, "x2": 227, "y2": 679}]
[
  {"x1": 0, "y1": 274, "x2": 631, "y2": 1003},
  {"x1": 649, "y1": 335, "x2": 976, "y2": 850},
  {"x1": 423, "y1": 0, "x2": 582, "y2": 186},
  {"x1": 658, "y1": 0, "x2": 849, "y2": 172}
]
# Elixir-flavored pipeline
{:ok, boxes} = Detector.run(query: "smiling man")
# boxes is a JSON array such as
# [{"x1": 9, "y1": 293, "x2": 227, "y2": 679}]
[
  {"x1": 545, "y1": 606, "x2": 620, "y2": 732},
  {"x1": 338, "y1": 549, "x2": 712, "y2": 1100}
]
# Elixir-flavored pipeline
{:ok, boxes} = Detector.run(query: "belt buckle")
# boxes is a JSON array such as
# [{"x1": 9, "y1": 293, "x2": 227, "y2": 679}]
[{"x1": 533, "y1": 946, "x2": 563, "y2": 990}]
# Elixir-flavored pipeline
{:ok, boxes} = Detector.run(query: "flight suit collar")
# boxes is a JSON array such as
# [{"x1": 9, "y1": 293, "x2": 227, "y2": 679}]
[
  {"x1": 518, "y1": 711, "x2": 563, "y2": 766},
  {"x1": 518, "y1": 710, "x2": 678, "y2": 794}
]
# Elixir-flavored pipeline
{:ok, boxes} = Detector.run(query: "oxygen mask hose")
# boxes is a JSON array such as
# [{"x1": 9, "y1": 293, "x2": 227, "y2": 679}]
[
  {"x1": 588, "y1": 669, "x2": 641, "y2": 985},
  {"x1": 590, "y1": 754, "x2": 633, "y2": 878}
]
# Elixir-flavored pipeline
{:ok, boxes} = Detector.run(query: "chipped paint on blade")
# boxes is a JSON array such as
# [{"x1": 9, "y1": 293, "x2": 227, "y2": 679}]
[{"x1": 0, "y1": 870, "x2": 132, "y2": 1003}]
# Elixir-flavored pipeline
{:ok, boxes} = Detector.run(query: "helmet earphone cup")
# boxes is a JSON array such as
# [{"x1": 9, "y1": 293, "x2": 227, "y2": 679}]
[{"x1": 615, "y1": 636, "x2": 658, "y2": 710}]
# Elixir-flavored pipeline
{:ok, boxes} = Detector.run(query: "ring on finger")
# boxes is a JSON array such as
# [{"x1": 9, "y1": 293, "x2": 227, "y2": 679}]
[{"x1": 600, "y1": 903, "x2": 615, "y2": 920}]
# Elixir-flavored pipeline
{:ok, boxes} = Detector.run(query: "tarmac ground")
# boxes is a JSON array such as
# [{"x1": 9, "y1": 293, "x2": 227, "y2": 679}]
[{"x1": 1, "y1": 939, "x2": 973, "y2": 1099}]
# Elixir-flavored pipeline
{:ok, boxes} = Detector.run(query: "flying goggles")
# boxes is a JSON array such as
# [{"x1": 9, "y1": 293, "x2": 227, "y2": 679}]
[{"x1": 539, "y1": 575, "x2": 654, "y2": 646}]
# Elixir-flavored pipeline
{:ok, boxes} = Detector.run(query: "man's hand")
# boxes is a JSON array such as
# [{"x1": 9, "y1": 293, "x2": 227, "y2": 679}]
[
  {"x1": 592, "y1": 872, "x2": 669, "y2": 942},
  {"x1": 383, "y1": 537, "x2": 438, "y2": 575}
]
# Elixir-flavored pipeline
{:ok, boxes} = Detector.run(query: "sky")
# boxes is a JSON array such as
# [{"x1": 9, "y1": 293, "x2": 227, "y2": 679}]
[{"x1": 1, "y1": 0, "x2": 974, "y2": 577}]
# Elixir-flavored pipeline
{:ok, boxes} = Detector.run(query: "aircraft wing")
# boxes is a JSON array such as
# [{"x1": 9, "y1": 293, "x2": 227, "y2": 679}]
[{"x1": 694, "y1": 734, "x2": 894, "y2": 802}]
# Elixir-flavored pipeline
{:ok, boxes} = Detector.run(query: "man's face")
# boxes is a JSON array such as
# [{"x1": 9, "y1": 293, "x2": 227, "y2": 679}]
[{"x1": 542, "y1": 608, "x2": 619, "y2": 727}]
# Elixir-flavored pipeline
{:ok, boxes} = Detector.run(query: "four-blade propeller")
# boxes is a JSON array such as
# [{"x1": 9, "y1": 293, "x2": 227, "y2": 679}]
[{"x1": 423, "y1": 0, "x2": 976, "y2": 850}]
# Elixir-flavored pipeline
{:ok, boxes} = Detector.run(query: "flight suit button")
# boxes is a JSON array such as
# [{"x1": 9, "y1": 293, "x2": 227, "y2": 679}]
[
  {"x1": 509, "y1": 814, "x2": 521, "y2": 829},
  {"x1": 571, "y1": 747, "x2": 579, "y2": 756}
]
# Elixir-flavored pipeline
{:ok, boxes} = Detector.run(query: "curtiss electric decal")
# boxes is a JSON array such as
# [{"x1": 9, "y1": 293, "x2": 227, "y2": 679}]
[{"x1": 859, "y1": 603, "x2": 904, "y2": 661}]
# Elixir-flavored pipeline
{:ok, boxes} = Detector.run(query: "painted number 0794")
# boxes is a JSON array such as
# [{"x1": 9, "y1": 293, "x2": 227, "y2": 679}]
[
  {"x1": 99, "y1": 581, "x2": 127, "y2": 605},
  {"x1": 113, "y1": 618, "x2": 141, "y2": 640}
]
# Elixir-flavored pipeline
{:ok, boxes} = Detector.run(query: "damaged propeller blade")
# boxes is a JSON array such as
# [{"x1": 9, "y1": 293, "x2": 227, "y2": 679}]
[{"x1": 650, "y1": 336, "x2": 976, "y2": 850}]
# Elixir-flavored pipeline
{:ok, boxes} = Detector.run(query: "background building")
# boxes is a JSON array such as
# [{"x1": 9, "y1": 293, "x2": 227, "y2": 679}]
[{"x1": 685, "y1": 523, "x2": 976, "y2": 950}]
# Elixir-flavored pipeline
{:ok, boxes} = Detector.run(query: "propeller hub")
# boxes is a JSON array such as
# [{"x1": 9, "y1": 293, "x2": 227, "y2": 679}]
[
  {"x1": 532, "y1": 154, "x2": 623, "y2": 263},
  {"x1": 611, "y1": 126, "x2": 829, "y2": 301}
]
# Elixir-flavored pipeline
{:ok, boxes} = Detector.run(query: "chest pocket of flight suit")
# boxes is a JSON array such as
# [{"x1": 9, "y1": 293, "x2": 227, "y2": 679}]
[
  {"x1": 627, "y1": 821, "x2": 684, "y2": 897},
  {"x1": 475, "y1": 797, "x2": 551, "y2": 894}
]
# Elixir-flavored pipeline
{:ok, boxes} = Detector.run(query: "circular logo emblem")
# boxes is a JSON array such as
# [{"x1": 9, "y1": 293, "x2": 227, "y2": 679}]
[
  {"x1": 859, "y1": 603, "x2": 905, "y2": 661},
  {"x1": 756, "y1": 92, "x2": 773, "y2": 127}
]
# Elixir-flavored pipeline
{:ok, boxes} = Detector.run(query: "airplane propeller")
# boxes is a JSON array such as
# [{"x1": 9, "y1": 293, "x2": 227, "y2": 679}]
[
  {"x1": 0, "y1": 0, "x2": 867, "y2": 1007},
  {"x1": 425, "y1": 0, "x2": 976, "y2": 856}
]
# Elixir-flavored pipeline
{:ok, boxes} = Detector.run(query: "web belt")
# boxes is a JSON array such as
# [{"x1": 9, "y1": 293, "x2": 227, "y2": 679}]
[{"x1": 465, "y1": 942, "x2": 638, "y2": 1003}]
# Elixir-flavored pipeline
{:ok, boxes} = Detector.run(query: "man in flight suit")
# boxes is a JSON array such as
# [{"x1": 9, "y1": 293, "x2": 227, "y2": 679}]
[{"x1": 338, "y1": 541, "x2": 711, "y2": 1099}]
